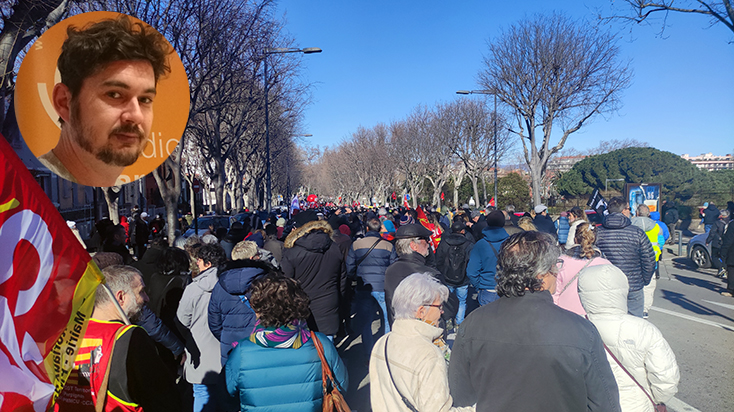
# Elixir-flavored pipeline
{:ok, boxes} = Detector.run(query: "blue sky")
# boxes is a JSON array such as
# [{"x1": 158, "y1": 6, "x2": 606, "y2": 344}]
[{"x1": 275, "y1": 0, "x2": 733, "y2": 158}]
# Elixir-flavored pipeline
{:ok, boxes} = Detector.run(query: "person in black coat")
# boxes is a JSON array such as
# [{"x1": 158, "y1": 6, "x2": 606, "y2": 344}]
[
  {"x1": 383, "y1": 224, "x2": 441, "y2": 326},
  {"x1": 720, "y1": 211, "x2": 734, "y2": 297},
  {"x1": 435, "y1": 221, "x2": 474, "y2": 327},
  {"x1": 448, "y1": 231, "x2": 621, "y2": 412},
  {"x1": 280, "y1": 212, "x2": 347, "y2": 337},
  {"x1": 707, "y1": 210, "x2": 729, "y2": 276},
  {"x1": 533, "y1": 204, "x2": 557, "y2": 239}
]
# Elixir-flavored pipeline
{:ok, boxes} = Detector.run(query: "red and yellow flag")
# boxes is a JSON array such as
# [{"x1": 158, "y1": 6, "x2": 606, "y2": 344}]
[
  {"x1": 0, "y1": 135, "x2": 104, "y2": 412},
  {"x1": 415, "y1": 205, "x2": 441, "y2": 249}
]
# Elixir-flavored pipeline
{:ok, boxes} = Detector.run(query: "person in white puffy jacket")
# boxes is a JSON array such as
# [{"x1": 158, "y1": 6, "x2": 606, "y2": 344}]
[{"x1": 578, "y1": 264, "x2": 680, "y2": 412}]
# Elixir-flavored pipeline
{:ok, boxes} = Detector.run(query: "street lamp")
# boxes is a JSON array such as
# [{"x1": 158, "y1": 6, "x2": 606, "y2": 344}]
[
  {"x1": 263, "y1": 47, "x2": 321, "y2": 212},
  {"x1": 285, "y1": 133, "x2": 312, "y2": 203},
  {"x1": 605, "y1": 178, "x2": 625, "y2": 194},
  {"x1": 456, "y1": 90, "x2": 498, "y2": 208}
]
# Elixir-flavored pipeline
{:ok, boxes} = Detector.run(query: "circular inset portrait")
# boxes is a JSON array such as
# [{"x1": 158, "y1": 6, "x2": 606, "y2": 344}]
[{"x1": 15, "y1": 11, "x2": 190, "y2": 187}]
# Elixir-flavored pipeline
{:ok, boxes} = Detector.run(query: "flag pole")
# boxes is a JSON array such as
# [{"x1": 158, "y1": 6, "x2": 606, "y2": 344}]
[{"x1": 101, "y1": 283, "x2": 131, "y2": 325}]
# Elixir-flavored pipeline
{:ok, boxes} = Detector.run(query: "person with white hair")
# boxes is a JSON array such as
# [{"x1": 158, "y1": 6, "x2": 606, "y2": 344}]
[{"x1": 369, "y1": 272, "x2": 474, "y2": 412}]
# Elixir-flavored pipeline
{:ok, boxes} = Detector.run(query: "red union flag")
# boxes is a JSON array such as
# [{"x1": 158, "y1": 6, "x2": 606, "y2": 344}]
[{"x1": 0, "y1": 135, "x2": 103, "y2": 412}]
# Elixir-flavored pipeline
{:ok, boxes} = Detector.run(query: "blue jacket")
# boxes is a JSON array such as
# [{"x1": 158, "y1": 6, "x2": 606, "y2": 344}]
[
  {"x1": 345, "y1": 231, "x2": 397, "y2": 292},
  {"x1": 225, "y1": 332, "x2": 349, "y2": 412},
  {"x1": 466, "y1": 227, "x2": 509, "y2": 290},
  {"x1": 555, "y1": 216, "x2": 570, "y2": 244},
  {"x1": 208, "y1": 260, "x2": 271, "y2": 365}
]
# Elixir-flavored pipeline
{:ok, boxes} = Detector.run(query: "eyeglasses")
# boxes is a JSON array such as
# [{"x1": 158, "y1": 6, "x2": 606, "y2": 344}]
[
  {"x1": 425, "y1": 303, "x2": 444, "y2": 311},
  {"x1": 556, "y1": 259, "x2": 564, "y2": 271}
]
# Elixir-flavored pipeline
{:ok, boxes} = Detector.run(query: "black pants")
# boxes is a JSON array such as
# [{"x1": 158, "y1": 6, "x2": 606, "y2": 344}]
[
  {"x1": 728, "y1": 265, "x2": 734, "y2": 293},
  {"x1": 712, "y1": 247, "x2": 723, "y2": 270}
]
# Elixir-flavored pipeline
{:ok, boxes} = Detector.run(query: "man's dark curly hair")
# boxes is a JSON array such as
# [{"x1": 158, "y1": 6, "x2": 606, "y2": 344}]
[
  {"x1": 196, "y1": 243, "x2": 226, "y2": 269},
  {"x1": 496, "y1": 231, "x2": 560, "y2": 298},
  {"x1": 249, "y1": 274, "x2": 311, "y2": 328},
  {"x1": 57, "y1": 15, "x2": 172, "y2": 97},
  {"x1": 158, "y1": 247, "x2": 190, "y2": 275}
]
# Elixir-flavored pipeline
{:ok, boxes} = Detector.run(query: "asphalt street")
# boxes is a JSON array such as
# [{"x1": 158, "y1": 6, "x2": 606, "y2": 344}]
[{"x1": 336, "y1": 229, "x2": 734, "y2": 412}]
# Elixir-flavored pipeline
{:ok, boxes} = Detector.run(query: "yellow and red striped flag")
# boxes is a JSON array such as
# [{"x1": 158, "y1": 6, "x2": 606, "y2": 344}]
[{"x1": 0, "y1": 135, "x2": 104, "y2": 412}]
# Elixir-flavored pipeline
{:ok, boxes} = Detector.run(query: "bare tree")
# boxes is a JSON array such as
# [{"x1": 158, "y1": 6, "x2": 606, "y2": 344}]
[
  {"x1": 479, "y1": 13, "x2": 632, "y2": 206},
  {"x1": 1, "y1": 0, "x2": 71, "y2": 137},
  {"x1": 603, "y1": 1, "x2": 734, "y2": 35}
]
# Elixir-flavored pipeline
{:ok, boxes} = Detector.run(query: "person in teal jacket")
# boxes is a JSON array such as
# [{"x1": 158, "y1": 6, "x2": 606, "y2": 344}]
[{"x1": 225, "y1": 273, "x2": 348, "y2": 411}]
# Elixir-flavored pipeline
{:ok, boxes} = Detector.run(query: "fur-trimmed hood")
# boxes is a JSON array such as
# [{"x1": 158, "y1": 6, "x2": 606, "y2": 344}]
[{"x1": 284, "y1": 219, "x2": 334, "y2": 250}]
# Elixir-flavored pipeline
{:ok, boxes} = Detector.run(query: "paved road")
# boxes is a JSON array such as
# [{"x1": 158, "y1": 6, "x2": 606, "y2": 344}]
[
  {"x1": 336, "y1": 230, "x2": 734, "y2": 412},
  {"x1": 650, "y1": 239, "x2": 734, "y2": 412}
]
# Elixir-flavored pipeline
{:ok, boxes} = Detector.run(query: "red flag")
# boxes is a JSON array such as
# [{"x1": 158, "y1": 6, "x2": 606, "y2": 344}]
[
  {"x1": 391, "y1": 192, "x2": 397, "y2": 200},
  {"x1": 416, "y1": 205, "x2": 441, "y2": 249},
  {"x1": 489, "y1": 197, "x2": 496, "y2": 207},
  {"x1": 440, "y1": 192, "x2": 445, "y2": 201},
  {"x1": 0, "y1": 135, "x2": 103, "y2": 411}
]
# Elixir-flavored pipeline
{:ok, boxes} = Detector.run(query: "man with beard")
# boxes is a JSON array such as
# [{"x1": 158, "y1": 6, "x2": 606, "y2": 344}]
[
  {"x1": 39, "y1": 16, "x2": 171, "y2": 187},
  {"x1": 55, "y1": 265, "x2": 180, "y2": 412}
]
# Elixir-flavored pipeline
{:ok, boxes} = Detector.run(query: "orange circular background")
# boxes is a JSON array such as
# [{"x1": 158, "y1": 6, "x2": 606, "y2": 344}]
[{"x1": 15, "y1": 11, "x2": 190, "y2": 185}]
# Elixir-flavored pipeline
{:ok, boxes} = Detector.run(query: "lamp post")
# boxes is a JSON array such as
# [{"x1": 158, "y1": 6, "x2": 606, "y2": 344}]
[
  {"x1": 285, "y1": 133, "x2": 312, "y2": 203},
  {"x1": 456, "y1": 90, "x2": 498, "y2": 207},
  {"x1": 263, "y1": 47, "x2": 321, "y2": 212},
  {"x1": 605, "y1": 178, "x2": 625, "y2": 195}
]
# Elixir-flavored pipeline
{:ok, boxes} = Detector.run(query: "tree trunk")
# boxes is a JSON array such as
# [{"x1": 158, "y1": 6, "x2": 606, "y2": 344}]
[
  {"x1": 152, "y1": 156, "x2": 183, "y2": 246},
  {"x1": 481, "y1": 172, "x2": 488, "y2": 206},
  {"x1": 471, "y1": 175, "x2": 480, "y2": 209},
  {"x1": 103, "y1": 186, "x2": 121, "y2": 224},
  {"x1": 214, "y1": 160, "x2": 226, "y2": 214},
  {"x1": 531, "y1": 165, "x2": 542, "y2": 207}
]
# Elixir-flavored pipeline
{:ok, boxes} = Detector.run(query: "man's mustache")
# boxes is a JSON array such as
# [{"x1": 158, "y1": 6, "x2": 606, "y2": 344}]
[{"x1": 111, "y1": 124, "x2": 145, "y2": 140}]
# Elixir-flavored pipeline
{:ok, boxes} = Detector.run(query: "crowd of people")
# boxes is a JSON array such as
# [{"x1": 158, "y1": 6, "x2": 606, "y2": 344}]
[{"x1": 61, "y1": 197, "x2": 734, "y2": 411}]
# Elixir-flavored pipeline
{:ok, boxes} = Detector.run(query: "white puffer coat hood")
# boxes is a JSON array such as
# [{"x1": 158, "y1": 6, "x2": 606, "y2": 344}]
[{"x1": 578, "y1": 264, "x2": 680, "y2": 412}]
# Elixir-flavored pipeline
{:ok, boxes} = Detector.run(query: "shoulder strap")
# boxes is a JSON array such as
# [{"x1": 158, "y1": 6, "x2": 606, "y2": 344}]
[
  {"x1": 486, "y1": 239, "x2": 499, "y2": 258},
  {"x1": 558, "y1": 257, "x2": 594, "y2": 296},
  {"x1": 311, "y1": 331, "x2": 344, "y2": 392},
  {"x1": 597, "y1": 326, "x2": 658, "y2": 408},
  {"x1": 384, "y1": 335, "x2": 420, "y2": 412},
  {"x1": 354, "y1": 237, "x2": 383, "y2": 268}
]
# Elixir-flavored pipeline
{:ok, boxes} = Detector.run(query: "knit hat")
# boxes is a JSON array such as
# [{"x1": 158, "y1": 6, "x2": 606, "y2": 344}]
[
  {"x1": 339, "y1": 224, "x2": 351, "y2": 236},
  {"x1": 486, "y1": 210, "x2": 505, "y2": 228},
  {"x1": 400, "y1": 214, "x2": 415, "y2": 226},
  {"x1": 382, "y1": 220, "x2": 396, "y2": 234},
  {"x1": 294, "y1": 210, "x2": 318, "y2": 227}
]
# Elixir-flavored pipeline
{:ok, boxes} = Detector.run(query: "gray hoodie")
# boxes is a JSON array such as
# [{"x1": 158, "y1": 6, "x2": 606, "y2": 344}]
[{"x1": 177, "y1": 266, "x2": 222, "y2": 384}]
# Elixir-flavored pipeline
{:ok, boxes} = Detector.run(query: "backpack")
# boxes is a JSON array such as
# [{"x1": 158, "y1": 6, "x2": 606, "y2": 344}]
[{"x1": 443, "y1": 243, "x2": 468, "y2": 284}]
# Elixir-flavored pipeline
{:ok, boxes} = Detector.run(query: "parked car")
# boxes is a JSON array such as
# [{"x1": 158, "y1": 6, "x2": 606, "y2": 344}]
[
  {"x1": 687, "y1": 233, "x2": 712, "y2": 269},
  {"x1": 182, "y1": 215, "x2": 232, "y2": 238}
]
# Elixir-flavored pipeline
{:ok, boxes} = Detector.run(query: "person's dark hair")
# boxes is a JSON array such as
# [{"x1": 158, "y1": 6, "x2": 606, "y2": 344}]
[
  {"x1": 58, "y1": 16, "x2": 172, "y2": 97},
  {"x1": 103, "y1": 224, "x2": 125, "y2": 246},
  {"x1": 196, "y1": 243, "x2": 226, "y2": 268},
  {"x1": 607, "y1": 197, "x2": 627, "y2": 214},
  {"x1": 265, "y1": 224, "x2": 277, "y2": 236},
  {"x1": 366, "y1": 218, "x2": 382, "y2": 233},
  {"x1": 496, "y1": 231, "x2": 560, "y2": 298},
  {"x1": 249, "y1": 274, "x2": 311, "y2": 327},
  {"x1": 569, "y1": 206, "x2": 588, "y2": 222},
  {"x1": 158, "y1": 247, "x2": 190, "y2": 275}
]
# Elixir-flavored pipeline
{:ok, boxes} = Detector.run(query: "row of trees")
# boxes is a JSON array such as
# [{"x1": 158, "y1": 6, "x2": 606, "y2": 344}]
[
  {"x1": 301, "y1": 99, "x2": 513, "y2": 209},
  {"x1": 2, "y1": 0, "x2": 311, "y2": 243}
]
